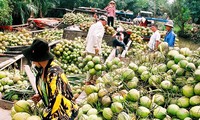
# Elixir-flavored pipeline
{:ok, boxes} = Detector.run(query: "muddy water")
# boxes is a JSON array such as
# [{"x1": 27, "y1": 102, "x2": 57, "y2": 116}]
[{"x1": 178, "y1": 37, "x2": 200, "y2": 50}]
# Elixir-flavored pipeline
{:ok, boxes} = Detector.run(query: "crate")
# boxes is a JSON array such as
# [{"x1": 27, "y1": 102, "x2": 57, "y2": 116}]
[
  {"x1": 0, "y1": 99, "x2": 14, "y2": 110},
  {"x1": 63, "y1": 29, "x2": 113, "y2": 46}
]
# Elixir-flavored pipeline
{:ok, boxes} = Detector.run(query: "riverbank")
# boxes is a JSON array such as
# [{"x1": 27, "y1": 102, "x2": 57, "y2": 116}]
[{"x1": 178, "y1": 37, "x2": 200, "y2": 50}]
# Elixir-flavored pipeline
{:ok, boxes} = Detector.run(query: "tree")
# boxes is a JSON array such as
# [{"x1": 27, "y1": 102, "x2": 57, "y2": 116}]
[
  {"x1": 171, "y1": 0, "x2": 191, "y2": 32},
  {"x1": 0, "y1": 0, "x2": 12, "y2": 25},
  {"x1": 10, "y1": 0, "x2": 37, "y2": 24},
  {"x1": 187, "y1": 0, "x2": 200, "y2": 24}
]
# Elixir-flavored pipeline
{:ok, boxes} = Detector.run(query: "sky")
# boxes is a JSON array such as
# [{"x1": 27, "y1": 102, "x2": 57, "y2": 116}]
[{"x1": 168, "y1": 0, "x2": 174, "y2": 4}]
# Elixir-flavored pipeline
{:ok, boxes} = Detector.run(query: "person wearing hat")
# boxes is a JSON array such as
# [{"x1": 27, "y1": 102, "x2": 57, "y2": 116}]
[
  {"x1": 164, "y1": 20, "x2": 176, "y2": 47},
  {"x1": 104, "y1": 0, "x2": 116, "y2": 27},
  {"x1": 86, "y1": 16, "x2": 107, "y2": 55},
  {"x1": 22, "y1": 39, "x2": 78, "y2": 120}
]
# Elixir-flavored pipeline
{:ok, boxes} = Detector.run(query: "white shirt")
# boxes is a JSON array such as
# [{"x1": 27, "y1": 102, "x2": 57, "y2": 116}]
[
  {"x1": 148, "y1": 30, "x2": 160, "y2": 50},
  {"x1": 86, "y1": 21, "x2": 105, "y2": 54}
]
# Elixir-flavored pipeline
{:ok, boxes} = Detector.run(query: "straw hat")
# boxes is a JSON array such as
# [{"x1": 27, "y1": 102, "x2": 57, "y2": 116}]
[
  {"x1": 165, "y1": 20, "x2": 174, "y2": 28},
  {"x1": 109, "y1": 1, "x2": 115, "y2": 4}
]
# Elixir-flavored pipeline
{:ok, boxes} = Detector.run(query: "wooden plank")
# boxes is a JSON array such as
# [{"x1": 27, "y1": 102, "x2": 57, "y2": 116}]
[
  {"x1": 0, "y1": 99, "x2": 14, "y2": 110},
  {"x1": 24, "y1": 65, "x2": 37, "y2": 94}
]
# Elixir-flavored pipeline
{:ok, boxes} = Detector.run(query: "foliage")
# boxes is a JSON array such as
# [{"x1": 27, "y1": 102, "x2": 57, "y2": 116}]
[
  {"x1": 0, "y1": 0, "x2": 12, "y2": 25},
  {"x1": 170, "y1": 0, "x2": 191, "y2": 33},
  {"x1": 187, "y1": 0, "x2": 200, "y2": 24},
  {"x1": 10, "y1": 0, "x2": 37, "y2": 24}
]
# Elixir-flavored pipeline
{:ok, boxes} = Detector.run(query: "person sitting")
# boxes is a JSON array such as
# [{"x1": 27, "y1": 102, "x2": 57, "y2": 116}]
[{"x1": 112, "y1": 26, "x2": 126, "y2": 57}]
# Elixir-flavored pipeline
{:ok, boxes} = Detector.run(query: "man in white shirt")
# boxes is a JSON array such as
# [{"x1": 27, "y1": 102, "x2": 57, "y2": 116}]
[
  {"x1": 148, "y1": 25, "x2": 161, "y2": 51},
  {"x1": 86, "y1": 16, "x2": 107, "y2": 55}
]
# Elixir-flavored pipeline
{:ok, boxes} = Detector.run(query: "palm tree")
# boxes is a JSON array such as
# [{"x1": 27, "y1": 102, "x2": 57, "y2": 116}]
[
  {"x1": 32, "y1": 0, "x2": 59, "y2": 17},
  {"x1": 10, "y1": 0, "x2": 37, "y2": 24}
]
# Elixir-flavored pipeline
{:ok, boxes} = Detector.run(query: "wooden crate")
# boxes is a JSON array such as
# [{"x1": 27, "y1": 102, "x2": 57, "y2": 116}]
[
  {"x1": 63, "y1": 29, "x2": 113, "y2": 46},
  {"x1": 0, "y1": 99, "x2": 14, "y2": 110}
]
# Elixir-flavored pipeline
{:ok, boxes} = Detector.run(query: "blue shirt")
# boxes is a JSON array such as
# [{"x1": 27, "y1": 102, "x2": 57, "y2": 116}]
[{"x1": 164, "y1": 30, "x2": 176, "y2": 47}]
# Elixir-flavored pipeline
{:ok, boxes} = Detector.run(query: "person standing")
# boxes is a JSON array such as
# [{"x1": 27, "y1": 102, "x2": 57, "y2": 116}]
[
  {"x1": 86, "y1": 16, "x2": 107, "y2": 55},
  {"x1": 148, "y1": 25, "x2": 161, "y2": 51},
  {"x1": 104, "y1": 1, "x2": 116, "y2": 27},
  {"x1": 22, "y1": 39, "x2": 78, "y2": 120},
  {"x1": 164, "y1": 20, "x2": 176, "y2": 47}
]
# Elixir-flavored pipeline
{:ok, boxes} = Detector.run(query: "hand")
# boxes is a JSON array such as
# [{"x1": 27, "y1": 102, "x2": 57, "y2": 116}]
[
  {"x1": 95, "y1": 48, "x2": 99, "y2": 55},
  {"x1": 31, "y1": 94, "x2": 41, "y2": 103}
]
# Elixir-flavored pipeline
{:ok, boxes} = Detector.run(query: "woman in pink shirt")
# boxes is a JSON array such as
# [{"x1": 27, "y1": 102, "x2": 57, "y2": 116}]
[{"x1": 104, "y1": 1, "x2": 116, "y2": 27}]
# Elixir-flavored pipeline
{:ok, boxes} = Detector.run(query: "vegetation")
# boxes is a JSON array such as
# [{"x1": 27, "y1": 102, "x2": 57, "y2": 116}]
[
  {"x1": 0, "y1": 0, "x2": 12, "y2": 25},
  {"x1": 0, "y1": 0, "x2": 200, "y2": 38}
]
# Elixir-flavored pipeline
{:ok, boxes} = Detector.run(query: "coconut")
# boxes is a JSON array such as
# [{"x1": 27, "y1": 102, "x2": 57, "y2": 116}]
[
  {"x1": 171, "y1": 64, "x2": 180, "y2": 72},
  {"x1": 167, "y1": 104, "x2": 180, "y2": 116},
  {"x1": 136, "y1": 106, "x2": 150, "y2": 118},
  {"x1": 101, "y1": 95, "x2": 111, "y2": 107},
  {"x1": 79, "y1": 114, "x2": 89, "y2": 120},
  {"x1": 186, "y1": 63, "x2": 196, "y2": 72},
  {"x1": 158, "y1": 63, "x2": 168, "y2": 73},
  {"x1": 117, "y1": 112, "x2": 131, "y2": 120},
  {"x1": 14, "y1": 100, "x2": 31, "y2": 113},
  {"x1": 126, "y1": 89, "x2": 140, "y2": 102},
  {"x1": 11, "y1": 107, "x2": 17, "y2": 117},
  {"x1": 138, "y1": 66, "x2": 148, "y2": 75},
  {"x1": 148, "y1": 75, "x2": 162, "y2": 87},
  {"x1": 194, "y1": 69, "x2": 200, "y2": 81},
  {"x1": 140, "y1": 71, "x2": 151, "y2": 81},
  {"x1": 189, "y1": 106, "x2": 200, "y2": 118},
  {"x1": 92, "y1": 56, "x2": 101, "y2": 64},
  {"x1": 174, "y1": 54, "x2": 185, "y2": 64},
  {"x1": 121, "y1": 68, "x2": 135, "y2": 81},
  {"x1": 127, "y1": 80, "x2": 138, "y2": 89},
  {"x1": 87, "y1": 93, "x2": 98, "y2": 105},
  {"x1": 167, "y1": 60, "x2": 175, "y2": 69},
  {"x1": 176, "y1": 67, "x2": 185, "y2": 76},
  {"x1": 161, "y1": 80, "x2": 173, "y2": 90},
  {"x1": 84, "y1": 85, "x2": 98, "y2": 95},
  {"x1": 103, "y1": 108, "x2": 113, "y2": 120},
  {"x1": 95, "y1": 64, "x2": 102, "y2": 71},
  {"x1": 129, "y1": 62, "x2": 138, "y2": 72},
  {"x1": 140, "y1": 96, "x2": 151, "y2": 108},
  {"x1": 27, "y1": 115, "x2": 41, "y2": 120},
  {"x1": 178, "y1": 60, "x2": 188, "y2": 68},
  {"x1": 87, "y1": 108, "x2": 98, "y2": 116},
  {"x1": 180, "y1": 47, "x2": 192, "y2": 57},
  {"x1": 177, "y1": 96, "x2": 190, "y2": 108},
  {"x1": 87, "y1": 61, "x2": 94, "y2": 69},
  {"x1": 111, "y1": 102, "x2": 123, "y2": 113},
  {"x1": 81, "y1": 104, "x2": 92, "y2": 113},
  {"x1": 194, "y1": 82, "x2": 200, "y2": 95},
  {"x1": 12, "y1": 112, "x2": 31, "y2": 120},
  {"x1": 153, "y1": 106, "x2": 167, "y2": 119},
  {"x1": 167, "y1": 50, "x2": 179, "y2": 60},
  {"x1": 98, "y1": 88, "x2": 108, "y2": 97},
  {"x1": 112, "y1": 94, "x2": 124, "y2": 103},
  {"x1": 189, "y1": 96, "x2": 200, "y2": 106},
  {"x1": 182, "y1": 84, "x2": 194, "y2": 98},
  {"x1": 176, "y1": 108, "x2": 189, "y2": 120},
  {"x1": 153, "y1": 94, "x2": 165, "y2": 106},
  {"x1": 0, "y1": 71, "x2": 7, "y2": 79}
]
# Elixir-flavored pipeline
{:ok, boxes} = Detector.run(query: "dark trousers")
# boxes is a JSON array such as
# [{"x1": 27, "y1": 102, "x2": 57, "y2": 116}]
[
  {"x1": 113, "y1": 39, "x2": 126, "y2": 56},
  {"x1": 107, "y1": 17, "x2": 114, "y2": 27}
]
